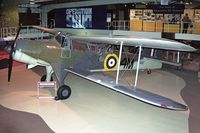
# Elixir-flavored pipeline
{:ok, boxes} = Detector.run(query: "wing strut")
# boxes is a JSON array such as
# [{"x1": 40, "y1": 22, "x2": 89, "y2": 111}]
[
  {"x1": 134, "y1": 46, "x2": 142, "y2": 88},
  {"x1": 116, "y1": 41, "x2": 123, "y2": 84},
  {"x1": 150, "y1": 49, "x2": 154, "y2": 57},
  {"x1": 177, "y1": 51, "x2": 180, "y2": 63}
]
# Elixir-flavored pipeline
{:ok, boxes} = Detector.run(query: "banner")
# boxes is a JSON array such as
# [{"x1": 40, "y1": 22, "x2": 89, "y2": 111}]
[
  {"x1": 66, "y1": 8, "x2": 92, "y2": 28},
  {"x1": 54, "y1": 5, "x2": 106, "y2": 29},
  {"x1": 150, "y1": 4, "x2": 185, "y2": 14}
]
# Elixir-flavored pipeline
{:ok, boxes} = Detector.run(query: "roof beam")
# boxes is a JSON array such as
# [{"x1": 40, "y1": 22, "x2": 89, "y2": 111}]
[{"x1": 42, "y1": 0, "x2": 154, "y2": 12}]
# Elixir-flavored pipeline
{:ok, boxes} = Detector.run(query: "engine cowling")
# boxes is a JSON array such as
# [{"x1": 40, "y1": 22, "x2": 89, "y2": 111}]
[{"x1": 13, "y1": 50, "x2": 49, "y2": 67}]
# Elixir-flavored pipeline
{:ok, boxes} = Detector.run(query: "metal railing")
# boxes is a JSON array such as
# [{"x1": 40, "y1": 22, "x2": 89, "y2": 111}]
[
  {"x1": 0, "y1": 27, "x2": 18, "y2": 39},
  {"x1": 107, "y1": 20, "x2": 200, "y2": 34},
  {"x1": 107, "y1": 20, "x2": 130, "y2": 30},
  {"x1": 0, "y1": 25, "x2": 50, "y2": 40},
  {"x1": 1, "y1": 21, "x2": 199, "y2": 39}
]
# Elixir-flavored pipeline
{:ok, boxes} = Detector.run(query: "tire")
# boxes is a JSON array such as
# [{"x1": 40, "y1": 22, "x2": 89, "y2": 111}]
[
  {"x1": 57, "y1": 85, "x2": 71, "y2": 100},
  {"x1": 147, "y1": 69, "x2": 151, "y2": 74},
  {"x1": 40, "y1": 75, "x2": 53, "y2": 81}
]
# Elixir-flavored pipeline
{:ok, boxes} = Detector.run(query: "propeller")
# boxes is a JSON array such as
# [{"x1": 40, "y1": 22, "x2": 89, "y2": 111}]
[{"x1": 8, "y1": 26, "x2": 21, "y2": 82}]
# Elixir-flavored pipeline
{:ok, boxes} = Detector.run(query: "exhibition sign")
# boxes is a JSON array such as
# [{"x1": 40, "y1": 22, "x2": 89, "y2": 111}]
[
  {"x1": 150, "y1": 4, "x2": 185, "y2": 14},
  {"x1": 66, "y1": 8, "x2": 92, "y2": 28},
  {"x1": 54, "y1": 5, "x2": 106, "y2": 29}
]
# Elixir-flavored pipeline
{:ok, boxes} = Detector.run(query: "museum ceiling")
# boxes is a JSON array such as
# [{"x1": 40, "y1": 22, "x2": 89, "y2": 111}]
[
  {"x1": 1, "y1": 0, "x2": 200, "y2": 6},
  {"x1": 28, "y1": 0, "x2": 200, "y2": 5}
]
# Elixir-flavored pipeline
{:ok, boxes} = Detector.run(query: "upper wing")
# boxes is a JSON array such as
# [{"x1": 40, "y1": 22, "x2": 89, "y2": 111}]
[
  {"x1": 70, "y1": 36, "x2": 196, "y2": 52},
  {"x1": 31, "y1": 26, "x2": 195, "y2": 52},
  {"x1": 64, "y1": 68, "x2": 188, "y2": 111}
]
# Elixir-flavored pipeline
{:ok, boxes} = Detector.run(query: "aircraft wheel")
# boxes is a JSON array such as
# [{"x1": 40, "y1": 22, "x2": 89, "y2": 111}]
[
  {"x1": 177, "y1": 66, "x2": 182, "y2": 70},
  {"x1": 147, "y1": 69, "x2": 151, "y2": 74},
  {"x1": 40, "y1": 75, "x2": 53, "y2": 81},
  {"x1": 57, "y1": 85, "x2": 71, "y2": 100}
]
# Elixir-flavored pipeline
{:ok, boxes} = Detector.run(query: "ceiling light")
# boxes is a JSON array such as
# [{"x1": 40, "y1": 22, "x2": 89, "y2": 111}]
[{"x1": 30, "y1": 2, "x2": 35, "y2": 4}]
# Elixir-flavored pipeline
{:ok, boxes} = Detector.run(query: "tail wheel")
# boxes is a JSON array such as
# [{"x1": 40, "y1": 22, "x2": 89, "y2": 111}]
[
  {"x1": 40, "y1": 75, "x2": 53, "y2": 81},
  {"x1": 57, "y1": 85, "x2": 71, "y2": 100}
]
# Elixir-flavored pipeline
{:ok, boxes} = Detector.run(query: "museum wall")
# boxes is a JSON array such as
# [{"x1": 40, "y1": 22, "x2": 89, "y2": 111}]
[
  {"x1": 0, "y1": 5, "x2": 19, "y2": 27},
  {"x1": 19, "y1": 8, "x2": 40, "y2": 26},
  {"x1": 18, "y1": 4, "x2": 41, "y2": 26},
  {"x1": 129, "y1": 8, "x2": 200, "y2": 34}
]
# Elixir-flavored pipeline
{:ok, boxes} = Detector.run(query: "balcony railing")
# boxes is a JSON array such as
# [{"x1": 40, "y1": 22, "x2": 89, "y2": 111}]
[
  {"x1": 107, "y1": 20, "x2": 200, "y2": 34},
  {"x1": 1, "y1": 21, "x2": 199, "y2": 40},
  {"x1": 0, "y1": 25, "x2": 49, "y2": 40},
  {"x1": 0, "y1": 27, "x2": 18, "y2": 39}
]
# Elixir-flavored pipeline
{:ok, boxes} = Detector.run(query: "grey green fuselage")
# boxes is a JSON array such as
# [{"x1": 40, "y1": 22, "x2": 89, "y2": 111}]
[{"x1": 14, "y1": 38, "x2": 104, "y2": 73}]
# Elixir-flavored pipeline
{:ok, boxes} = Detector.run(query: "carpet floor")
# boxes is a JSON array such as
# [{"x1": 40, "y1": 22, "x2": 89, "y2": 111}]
[{"x1": 0, "y1": 105, "x2": 55, "y2": 133}]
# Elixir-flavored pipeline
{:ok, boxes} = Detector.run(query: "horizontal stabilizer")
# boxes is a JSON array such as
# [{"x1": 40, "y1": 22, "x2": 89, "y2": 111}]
[{"x1": 154, "y1": 58, "x2": 182, "y2": 67}]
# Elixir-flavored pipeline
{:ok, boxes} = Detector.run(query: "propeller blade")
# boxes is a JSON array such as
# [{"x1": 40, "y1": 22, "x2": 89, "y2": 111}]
[
  {"x1": 8, "y1": 26, "x2": 21, "y2": 82},
  {"x1": 8, "y1": 54, "x2": 13, "y2": 82}
]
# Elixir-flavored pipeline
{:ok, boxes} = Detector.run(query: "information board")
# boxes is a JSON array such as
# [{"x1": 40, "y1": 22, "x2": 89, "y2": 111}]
[{"x1": 150, "y1": 4, "x2": 185, "y2": 14}]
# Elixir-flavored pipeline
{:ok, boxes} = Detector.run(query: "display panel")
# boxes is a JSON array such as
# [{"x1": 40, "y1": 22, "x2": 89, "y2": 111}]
[
  {"x1": 143, "y1": 10, "x2": 155, "y2": 22},
  {"x1": 66, "y1": 8, "x2": 92, "y2": 28},
  {"x1": 54, "y1": 5, "x2": 106, "y2": 29},
  {"x1": 165, "y1": 14, "x2": 180, "y2": 24},
  {"x1": 130, "y1": 10, "x2": 143, "y2": 20},
  {"x1": 195, "y1": 9, "x2": 200, "y2": 22},
  {"x1": 150, "y1": 4, "x2": 185, "y2": 14}
]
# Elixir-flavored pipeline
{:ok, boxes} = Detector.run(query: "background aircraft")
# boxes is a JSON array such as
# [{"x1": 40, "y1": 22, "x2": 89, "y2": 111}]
[{"x1": 3, "y1": 25, "x2": 196, "y2": 111}]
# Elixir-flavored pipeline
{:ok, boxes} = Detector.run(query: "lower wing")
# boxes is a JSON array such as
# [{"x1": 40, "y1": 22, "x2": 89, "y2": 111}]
[{"x1": 64, "y1": 68, "x2": 188, "y2": 111}]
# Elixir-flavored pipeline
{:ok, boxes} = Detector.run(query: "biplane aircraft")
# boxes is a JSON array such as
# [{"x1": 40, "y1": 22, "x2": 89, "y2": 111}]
[{"x1": 4, "y1": 26, "x2": 196, "y2": 111}]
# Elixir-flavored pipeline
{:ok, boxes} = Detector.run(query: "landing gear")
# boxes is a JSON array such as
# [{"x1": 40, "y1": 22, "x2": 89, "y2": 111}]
[
  {"x1": 57, "y1": 85, "x2": 71, "y2": 100},
  {"x1": 147, "y1": 69, "x2": 151, "y2": 74},
  {"x1": 40, "y1": 75, "x2": 53, "y2": 81}
]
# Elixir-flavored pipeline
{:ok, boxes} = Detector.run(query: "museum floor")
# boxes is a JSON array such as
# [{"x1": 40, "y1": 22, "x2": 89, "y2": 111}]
[{"x1": 0, "y1": 63, "x2": 200, "y2": 133}]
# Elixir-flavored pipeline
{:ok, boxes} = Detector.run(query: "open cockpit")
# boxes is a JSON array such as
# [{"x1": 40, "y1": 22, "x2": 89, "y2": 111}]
[{"x1": 55, "y1": 33, "x2": 71, "y2": 48}]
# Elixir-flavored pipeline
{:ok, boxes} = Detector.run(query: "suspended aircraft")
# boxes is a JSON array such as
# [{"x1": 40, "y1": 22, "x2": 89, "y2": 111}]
[{"x1": 4, "y1": 25, "x2": 196, "y2": 111}]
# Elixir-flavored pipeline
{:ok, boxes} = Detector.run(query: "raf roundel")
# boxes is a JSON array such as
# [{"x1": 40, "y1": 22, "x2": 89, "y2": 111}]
[{"x1": 104, "y1": 53, "x2": 119, "y2": 71}]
